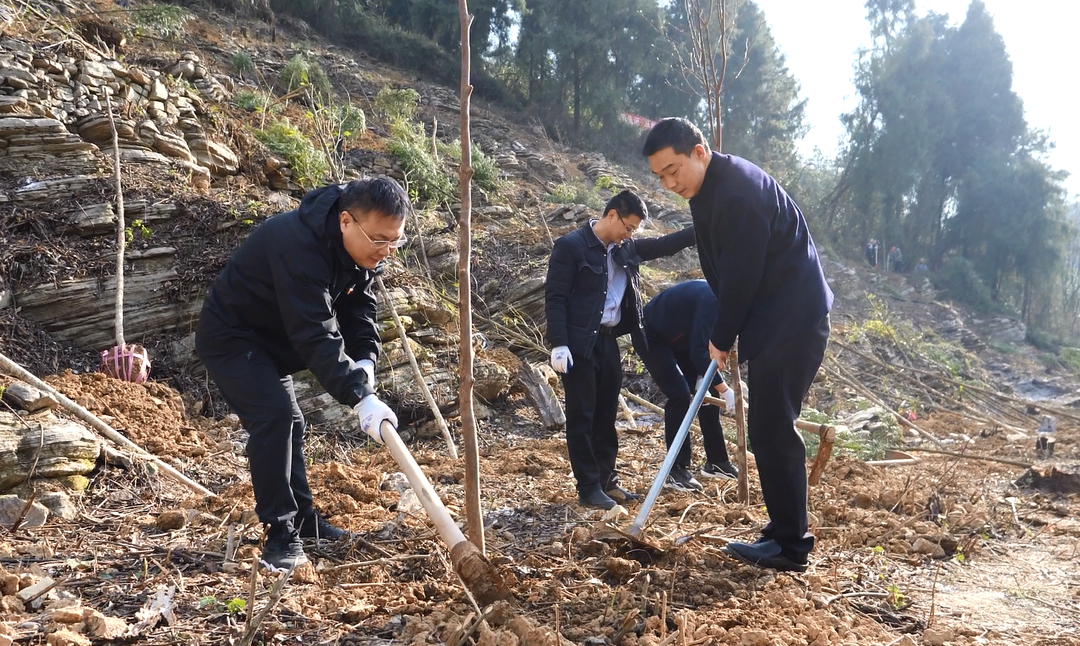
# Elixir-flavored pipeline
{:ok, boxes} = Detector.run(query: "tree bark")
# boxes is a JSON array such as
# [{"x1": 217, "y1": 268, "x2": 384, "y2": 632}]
[{"x1": 457, "y1": 0, "x2": 483, "y2": 554}]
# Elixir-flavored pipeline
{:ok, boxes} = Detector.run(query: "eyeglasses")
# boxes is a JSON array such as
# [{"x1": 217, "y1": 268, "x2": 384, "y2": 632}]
[
  {"x1": 618, "y1": 217, "x2": 639, "y2": 236},
  {"x1": 346, "y1": 211, "x2": 408, "y2": 250}
]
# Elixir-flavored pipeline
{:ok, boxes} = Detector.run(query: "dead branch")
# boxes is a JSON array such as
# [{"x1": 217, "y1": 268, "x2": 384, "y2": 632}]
[
  {"x1": 823, "y1": 363, "x2": 944, "y2": 446},
  {"x1": 903, "y1": 447, "x2": 1031, "y2": 469},
  {"x1": 375, "y1": 277, "x2": 458, "y2": 459}
]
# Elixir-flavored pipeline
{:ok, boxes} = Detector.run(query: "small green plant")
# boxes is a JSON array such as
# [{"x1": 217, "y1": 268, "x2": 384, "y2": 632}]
[
  {"x1": 332, "y1": 103, "x2": 366, "y2": 139},
  {"x1": 886, "y1": 584, "x2": 906, "y2": 610},
  {"x1": 198, "y1": 595, "x2": 221, "y2": 611},
  {"x1": 231, "y1": 51, "x2": 255, "y2": 76},
  {"x1": 448, "y1": 141, "x2": 503, "y2": 194},
  {"x1": 232, "y1": 89, "x2": 276, "y2": 113},
  {"x1": 375, "y1": 86, "x2": 421, "y2": 121},
  {"x1": 132, "y1": 5, "x2": 188, "y2": 39},
  {"x1": 279, "y1": 54, "x2": 332, "y2": 105},
  {"x1": 545, "y1": 180, "x2": 604, "y2": 210},
  {"x1": 226, "y1": 598, "x2": 247, "y2": 614},
  {"x1": 125, "y1": 219, "x2": 151, "y2": 243},
  {"x1": 386, "y1": 119, "x2": 452, "y2": 203},
  {"x1": 255, "y1": 119, "x2": 330, "y2": 190},
  {"x1": 594, "y1": 175, "x2": 615, "y2": 191}
]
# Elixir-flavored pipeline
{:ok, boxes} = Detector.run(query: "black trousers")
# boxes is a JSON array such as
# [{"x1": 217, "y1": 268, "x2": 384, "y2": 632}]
[
  {"x1": 746, "y1": 314, "x2": 830, "y2": 557},
  {"x1": 196, "y1": 316, "x2": 314, "y2": 531},
  {"x1": 637, "y1": 333, "x2": 729, "y2": 468},
  {"x1": 561, "y1": 334, "x2": 622, "y2": 495}
]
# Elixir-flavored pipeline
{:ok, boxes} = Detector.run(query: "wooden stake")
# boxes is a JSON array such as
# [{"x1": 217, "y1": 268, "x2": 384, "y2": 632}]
[
  {"x1": 375, "y1": 277, "x2": 458, "y2": 459},
  {"x1": 729, "y1": 346, "x2": 749, "y2": 504}
]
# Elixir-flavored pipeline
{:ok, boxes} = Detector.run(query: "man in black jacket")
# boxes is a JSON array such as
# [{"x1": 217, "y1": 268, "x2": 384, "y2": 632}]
[
  {"x1": 196, "y1": 178, "x2": 408, "y2": 569},
  {"x1": 644, "y1": 118, "x2": 833, "y2": 572},
  {"x1": 634, "y1": 280, "x2": 739, "y2": 493},
  {"x1": 545, "y1": 190, "x2": 695, "y2": 510}
]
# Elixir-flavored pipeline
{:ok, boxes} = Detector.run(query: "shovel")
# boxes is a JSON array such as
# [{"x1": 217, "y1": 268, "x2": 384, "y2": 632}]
[
  {"x1": 379, "y1": 421, "x2": 511, "y2": 605},
  {"x1": 628, "y1": 359, "x2": 718, "y2": 537}
]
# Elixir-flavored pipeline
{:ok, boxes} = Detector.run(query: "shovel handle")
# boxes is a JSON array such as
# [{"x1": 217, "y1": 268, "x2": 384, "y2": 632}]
[
  {"x1": 630, "y1": 359, "x2": 718, "y2": 536},
  {"x1": 379, "y1": 420, "x2": 468, "y2": 550}
]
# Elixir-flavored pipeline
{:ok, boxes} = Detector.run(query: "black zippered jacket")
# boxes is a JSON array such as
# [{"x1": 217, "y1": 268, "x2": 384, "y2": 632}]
[
  {"x1": 689, "y1": 152, "x2": 833, "y2": 360},
  {"x1": 545, "y1": 221, "x2": 695, "y2": 360},
  {"x1": 198, "y1": 184, "x2": 379, "y2": 407}
]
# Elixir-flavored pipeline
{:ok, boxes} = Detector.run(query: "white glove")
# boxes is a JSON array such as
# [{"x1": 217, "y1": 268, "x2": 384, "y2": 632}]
[
  {"x1": 355, "y1": 394, "x2": 398, "y2": 443},
  {"x1": 722, "y1": 386, "x2": 736, "y2": 413},
  {"x1": 550, "y1": 346, "x2": 573, "y2": 373},
  {"x1": 358, "y1": 359, "x2": 375, "y2": 387}
]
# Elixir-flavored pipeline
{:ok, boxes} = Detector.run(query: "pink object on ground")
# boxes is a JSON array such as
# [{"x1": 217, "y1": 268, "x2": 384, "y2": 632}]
[{"x1": 100, "y1": 344, "x2": 151, "y2": 382}]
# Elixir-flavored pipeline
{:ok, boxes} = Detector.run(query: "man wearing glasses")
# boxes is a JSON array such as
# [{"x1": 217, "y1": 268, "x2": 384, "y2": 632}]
[
  {"x1": 196, "y1": 178, "x2": 409, "y2": 569},
  {"x1": 545, "y1": 189, "x2": 696, "y2": 510}
]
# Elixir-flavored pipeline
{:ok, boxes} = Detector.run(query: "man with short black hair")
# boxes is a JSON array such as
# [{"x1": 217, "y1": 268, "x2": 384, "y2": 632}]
[
  {"x1": 196, "y1": 178, "x2": 409, "y2": 569},
  {"x1": 545, "y1": 190, "x2": 695, "y2": 510},
  {"x1": 643, "y1": 118, "x2": 833, "y2": 572}
]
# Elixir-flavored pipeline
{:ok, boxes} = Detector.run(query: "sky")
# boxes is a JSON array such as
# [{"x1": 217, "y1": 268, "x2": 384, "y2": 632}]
[{"x1": 750, "y1": 0, "x2": 1079, "y2": 198}]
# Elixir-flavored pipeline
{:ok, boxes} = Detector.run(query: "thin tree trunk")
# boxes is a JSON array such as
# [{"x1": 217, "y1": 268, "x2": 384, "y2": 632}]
[
  {"x1": 105, "y1": 90, "x2": 126, "y2": 347},
  {"x1": 457, "y1": 0, "x2": 483, "y2": 554}
]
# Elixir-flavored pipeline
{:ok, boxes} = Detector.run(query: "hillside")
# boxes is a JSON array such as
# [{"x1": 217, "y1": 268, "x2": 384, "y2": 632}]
[{"x1": 0, "y1": 2, "x2": 1078, "y2": 646}]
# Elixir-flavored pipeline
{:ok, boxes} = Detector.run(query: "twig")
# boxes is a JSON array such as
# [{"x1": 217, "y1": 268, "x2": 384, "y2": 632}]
[
  {"x1": 375, "y1": 277, "x2": 458, "y2": 459},
  {"x1": 452, "y1": 605, "x2": 495, "y2": 646},
  {"x1": 825, "y1": 591, "x2": 890, "y2": 605},
  {"x1": 904, "y1": 447, "x2": 1031, "y2": 469},
  {"x1": 927, "y1": 561, "x2": 941, "y2": 627},
  {"x1": 319, "y1": 553, "x2": 429, "y2": 574},
  {"x1": 239, "y1": 564, "x2": 295, "y2": 646}
]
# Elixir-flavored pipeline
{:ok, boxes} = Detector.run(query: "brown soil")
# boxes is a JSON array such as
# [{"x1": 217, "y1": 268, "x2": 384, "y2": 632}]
[{"x1": 2, "y1": 370, "x2": 1077, "y2": 645}]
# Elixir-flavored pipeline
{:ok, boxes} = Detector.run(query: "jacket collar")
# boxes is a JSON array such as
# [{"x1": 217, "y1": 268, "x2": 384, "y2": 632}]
[{"x1": 583, "y1": 219, "x2": 605, "y2": 248}]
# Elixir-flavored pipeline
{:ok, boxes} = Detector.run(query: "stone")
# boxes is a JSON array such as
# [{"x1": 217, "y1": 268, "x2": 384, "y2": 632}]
[
  {"x1": 127, "y1": 68, "x2": 151, "y2": 86},
  {"x1": 911, "y1": 537, "x2": 946, "y2": 558},
  {"x1": 76, "y1": 115, "x2": 136, "y2": 144},
  {"x1": 147, "y1": 79, "x2": 168, "y2": 102},
  {"x1": 15, "y1": 576, "x2": 54, "y2": 603},
  {"x1": 38, "y1": 492, "x2": 78, "y2": 521},
  {"x1": 922, "y1": 625, "x2": 954, "y2": 646},
  {"x1": 1, "y1": 381, "x2": 58, "y2": 412},
  {"x1": 151, "y1": 132, "x2": 195, "y2": 164},
  {"x1": 168, "y1": 60, "x2": 197, "y2": 79},
  {"x1": 474, "y1": 359, "x2": 510, "y2": 402},
  {"x1": 155, "y1": 510, "x2": 187, "y2": 530},
  {"x1": 740, "y1": 630, "x2": 770, "y2": 646},
  {"x1": 52, "y1": 607, "x2": 84, "y2": 623},
  {"x1": 84, "y1": 611, "x2": 128, "y2": 639},
  {"x1": 0, "y1": 67, "x2": 37, "y2": 88},
  {"x1": 45, "y1": 630, "x2": 90, "y2": 646},
  {"x1": 0, "y1": 96, "x2": 28, "y2": 114},
  {"x1": 186, "y1": 137, "x2": 239, "y2": 175},
  {"x1": 79, "y1": 61, "x2": 114, "y2": 80},
  {"x1": 0, "y1": 496, "x2": 48, "y2": 527}
]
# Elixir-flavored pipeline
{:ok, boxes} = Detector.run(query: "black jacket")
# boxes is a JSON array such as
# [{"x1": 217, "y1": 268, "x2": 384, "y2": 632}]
[
  {"x1": 689, "y1": 152, "x2": 833, "y2": 360},
  {"x1": 639, "y1": 279, "x2": 720, "y2": 382},
  {"x1": 199, "y1": 184, "x2": 380, "y2": 407},
  {"x1": 545, "y1": 221, "x2": 695, "y2": 360}
]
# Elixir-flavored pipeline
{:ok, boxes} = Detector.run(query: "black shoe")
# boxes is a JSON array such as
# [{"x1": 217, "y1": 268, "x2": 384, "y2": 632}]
[
  {"x1": 721, "y1": 539, "x2": 808, "y2": 572},
  {"x1": 701, "y1": 461, "x2": 738, "y2": 480},
  {"x1": 664, "y1": 466, "x2": 703, "y2": 492},
  {"x1": 604, "y1": 484, "x2": 639, "y2": 503},
  {"x1": 578, "y1": 489, "x2": 618, "y2": 510},
  {"x1": 263, "y1": 526, "x2": 309, "y2": 570},
  {"x1": 297, "y1": 512, "x2": 353, "y2": 541}
]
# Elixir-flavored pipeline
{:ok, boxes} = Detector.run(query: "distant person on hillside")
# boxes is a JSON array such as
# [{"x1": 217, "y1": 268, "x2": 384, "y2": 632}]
[
  {"x1": 888, "y1": 246, "x2": 904, "y2": 273},
  {"x1": 643, "y1": 117, "x2": 832, "y2": 573},
  {"x1": 196, "y1": 178, "x2": 408, "y2": 570},
  {"x1": 633, "y1": 280, "x2": 740, "y2": 493},
  {"x1": 865, "y1": 239, "x2": 878, "y2": 268},
  {"x1": 544, "y1": 190, "x2": 696, "y2": 510},
  {"x1": 914, "y1": 258, "x2": 928, "y2": 273}
]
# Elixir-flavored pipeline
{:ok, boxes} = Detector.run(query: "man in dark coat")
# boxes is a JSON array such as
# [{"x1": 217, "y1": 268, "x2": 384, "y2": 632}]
[
  {"x1": 196, "y1": 178, "x2": 409, "y2": 569},
  {"x1": 545, "y1": 190, "x2": 695, "y2": 510},
  {"x1": 634, "y1": 279, "x2": 739, "y2": 493},
  {"x1": 644, "y1": 118, "x2": 833, "y2": 572}
]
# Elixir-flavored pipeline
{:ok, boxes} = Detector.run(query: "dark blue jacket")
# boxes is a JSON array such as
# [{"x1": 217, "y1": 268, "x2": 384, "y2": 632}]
[
  {"x1": 545, "y1": 221, "x2": 695, "y2": 360},
  {"x1": 640, "y1": 280, "x2": 720, "y2": 381},
  {"x1": 689, "y1": 153, "x2": 833, "y2": 360},
  {"x1": 199, "y1": 184, "x2": 380, "y2": 407}
]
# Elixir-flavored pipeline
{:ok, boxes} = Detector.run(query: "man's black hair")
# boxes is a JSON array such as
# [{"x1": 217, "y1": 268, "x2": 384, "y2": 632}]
[
  {"x1": 340, "y1": 177, "x2": 411, "y2": 221},
  {"x1": 641, "y1": 117, "x2": 709, "y2": 157},
  {"x1": 604, "y1": 189, "x2": 648, "y2": 221}
]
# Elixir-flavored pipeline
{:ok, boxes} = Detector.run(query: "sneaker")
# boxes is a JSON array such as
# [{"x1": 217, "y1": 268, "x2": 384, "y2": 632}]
[
  {"x1": 701, "y1": 461, "x2": 739, "y2": 480},
  {"x1": 604, "y1": 484, "x2": 639, "y2": 503},
  {"x1": 297, "y1": 512, "x2": 353, "y2": 542},
  {"x1": 664, "y1": 466, "x2": 703, "y2": 492},
  {"x1": 262, "y1": 526, "x2": 309, "y2": 570},
  {"x1": 578, "y1": 489, "x2": 618, "y2": 510}
]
